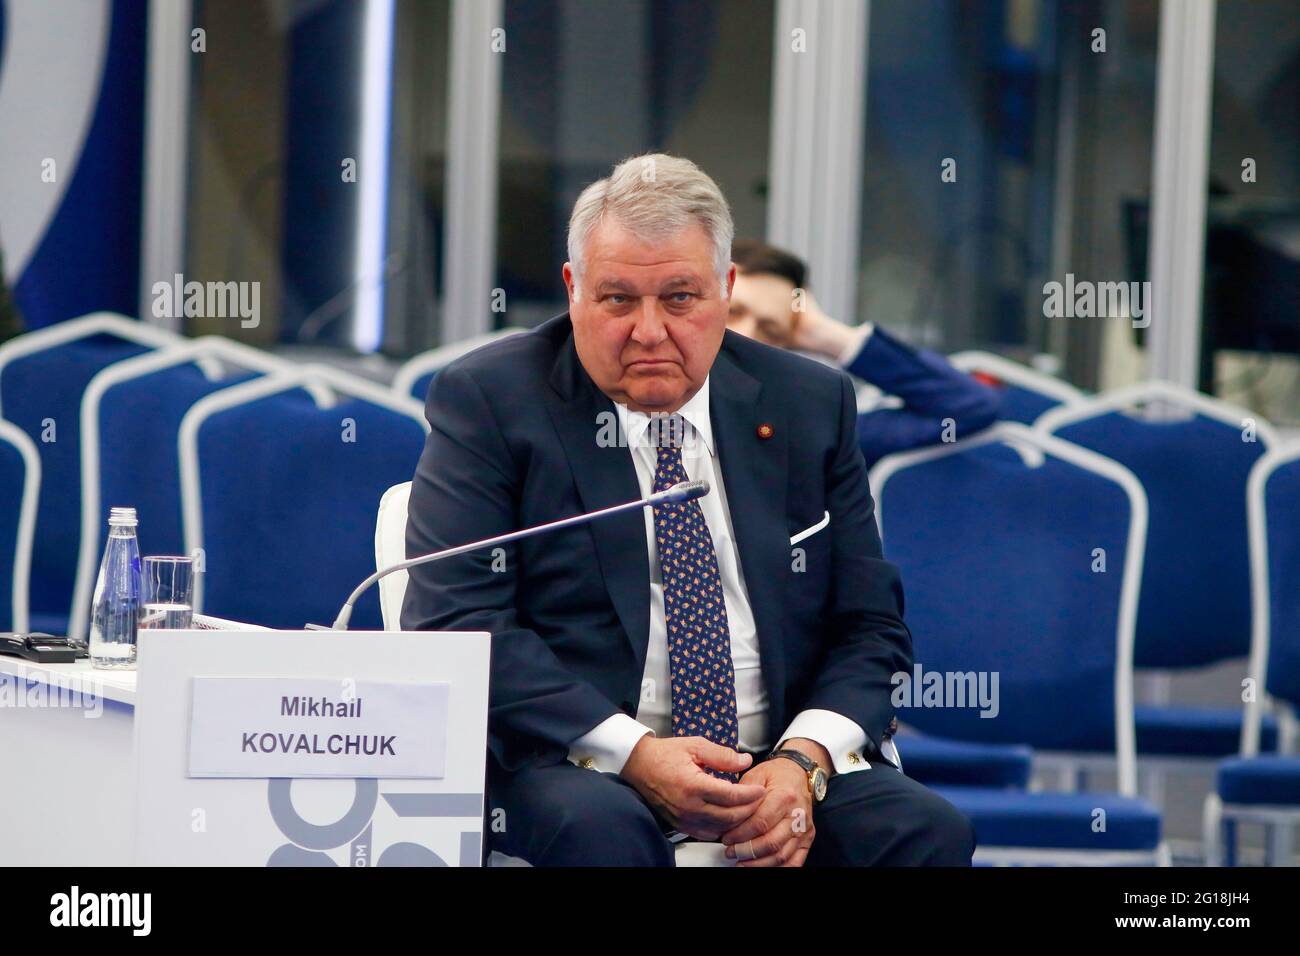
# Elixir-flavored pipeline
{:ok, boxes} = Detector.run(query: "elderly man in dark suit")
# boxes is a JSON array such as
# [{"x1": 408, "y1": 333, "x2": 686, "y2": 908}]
[{"x1": 402, "y1": 153, "x2": 974, "y2": 867}]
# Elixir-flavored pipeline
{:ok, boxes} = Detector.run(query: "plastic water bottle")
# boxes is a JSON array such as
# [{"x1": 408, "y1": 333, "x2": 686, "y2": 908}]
[{"x1": 89, "y1": 507, "x2": 142, "y2": 669}]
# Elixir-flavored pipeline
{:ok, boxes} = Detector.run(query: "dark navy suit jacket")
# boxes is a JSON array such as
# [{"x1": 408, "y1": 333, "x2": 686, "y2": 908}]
[
  {"x1": 848, "y1": 326, "x2": 1001, "y2": 467},
  {"x1": 401, "y1": 314, "x2": 913, "y2": 773}
]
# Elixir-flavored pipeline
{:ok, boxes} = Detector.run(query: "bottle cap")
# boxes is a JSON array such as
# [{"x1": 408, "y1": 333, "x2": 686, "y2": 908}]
[{"x1": 108, "y1": 506, "x2": 138, "y2": 528}]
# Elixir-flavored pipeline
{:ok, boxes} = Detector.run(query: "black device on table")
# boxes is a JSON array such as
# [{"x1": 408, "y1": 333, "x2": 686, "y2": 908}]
[{"x1": 0, "y1": 633, "x2": 88, "y2": 663}]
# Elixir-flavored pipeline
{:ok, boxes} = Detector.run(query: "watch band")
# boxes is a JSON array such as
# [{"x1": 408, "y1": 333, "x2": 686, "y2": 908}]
[{"x1": 768, "y1": 747, "x2": 817, "y2": 775}]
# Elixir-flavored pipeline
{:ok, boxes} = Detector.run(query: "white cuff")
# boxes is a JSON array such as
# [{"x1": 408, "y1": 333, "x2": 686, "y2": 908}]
[
  {"x1": 779, "y1": 708, "x2": 872, "y2": 775},
  {"x1": 836, "y1": 322, "x2": 876, "y2": 366},
  {"x1": 568, "y1": 713, "x2": 655, "y2": 775}
]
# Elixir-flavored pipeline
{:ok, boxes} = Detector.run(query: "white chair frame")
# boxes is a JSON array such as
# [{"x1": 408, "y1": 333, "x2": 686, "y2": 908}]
[
  {"x1": 392, "y1": 328, "x2": 529, "y2": 400},
  {"x1": 0, "y1": 419, "x2": 40, "y2": 633},
  {"x1": 178, "y1": 365, "x2": 428, "y2": 617},
  {"x1": 375, "y1": 481, "x2": 412, "y2": 631},
  {"x1": 0, "y1": 312, "x2": 179, "y2": 418},
  {"x1": 870, "y1": 422, "x2": 1162, "y2": 865},
  {"x1": 1203, "y1": 441, "x2": 1300, "y2": 866},
  {"x1": 69, "y1": 337, "x2": 296, "y2": 642}
]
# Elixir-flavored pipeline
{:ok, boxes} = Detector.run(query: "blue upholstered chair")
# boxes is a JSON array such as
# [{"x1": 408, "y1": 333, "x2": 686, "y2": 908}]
[
  {"x1": 949, "y1": 351, "x2": 1086, "y2": 426},
  {"x1": 179, "y1": 366, "x2": 428, "y2": 630},
  {"x1": 67, "y1": 338, "x2": 290, "y2": 642},
  {"x1": 393, "y1": 329, "x2": 529, "y2": 402},
  {"x1": 1037, "y1": 382, "x2": 1283, "y2": 793},
  {"x1": 0, "y1": 314, "x2": 178, "y2": 635},
  {"x1": 1204, "y1": 443, "x2": 1300, "y2": 866},
  {"x1": 0, "y1": 419, "x2": 40, "y2": 633},
  {"x1": 894, "y1": 735, "x2": 1033, "y2": 789},
  {"x1": 872, "y1": 423, "x2": 1165, "y2": 864}
]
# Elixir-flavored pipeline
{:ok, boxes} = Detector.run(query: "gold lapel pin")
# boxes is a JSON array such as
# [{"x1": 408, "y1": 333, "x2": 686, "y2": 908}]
[{"x1": 756, "y1": 423, "x2": 774, "y2": 440}]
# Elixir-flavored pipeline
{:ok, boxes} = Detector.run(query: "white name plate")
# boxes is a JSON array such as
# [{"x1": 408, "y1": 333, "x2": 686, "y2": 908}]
[{"x1": 188, "y1": 677, "x2": 449, "y2": 778}]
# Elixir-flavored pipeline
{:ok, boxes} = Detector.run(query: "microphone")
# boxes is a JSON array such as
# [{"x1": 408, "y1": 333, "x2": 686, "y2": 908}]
[{"x1": 328, "y1": 478, "x2": 710, "y2": 630}]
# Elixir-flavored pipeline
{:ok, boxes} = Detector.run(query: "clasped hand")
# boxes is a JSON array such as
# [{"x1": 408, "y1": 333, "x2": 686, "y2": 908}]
[{"x1": 621, "y1": 735, "x2": 820, "y2": 867}]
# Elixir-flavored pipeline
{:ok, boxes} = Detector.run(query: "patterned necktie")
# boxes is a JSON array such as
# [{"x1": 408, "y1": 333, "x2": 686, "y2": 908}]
[{"x1": 650, "y1": 413, "x2": 740, "y2": 780}]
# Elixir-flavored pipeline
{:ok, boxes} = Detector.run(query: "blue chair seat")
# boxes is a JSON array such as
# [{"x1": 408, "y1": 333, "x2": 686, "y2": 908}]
[
  {"x1": 1217, "y1": 756, "x2": 1300, "y2": 806},
  {"x1": 932, "y1": 786, "x2": 1162, "y2": 850},
  {"x1": 1135, "y1": 705, "x2": 1278, "y2": 757},
  {"x1": 998, "y1": 385, "x2": 1063, "y2": 425},
  {"x1": 898, "y1": 736, "x2": 1033, "y2": 788}
]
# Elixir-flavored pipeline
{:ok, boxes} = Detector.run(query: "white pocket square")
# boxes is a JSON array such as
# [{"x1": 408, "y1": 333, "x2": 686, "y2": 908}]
[{"x1": 789, "y1": 511, "x2": 830, "y2": 546}]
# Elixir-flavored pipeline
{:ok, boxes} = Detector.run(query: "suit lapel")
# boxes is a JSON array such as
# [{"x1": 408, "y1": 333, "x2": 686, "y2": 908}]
[
  {"x1": 708, "y1": 341, "x2": 791, "y2": 724},
  {"x1": 544, "y1": 327, "x2": 652, "y2": 675}
]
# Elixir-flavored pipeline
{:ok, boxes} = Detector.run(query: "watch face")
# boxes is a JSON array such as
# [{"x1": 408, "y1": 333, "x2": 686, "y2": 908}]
[{"x1": 812, "y1": 769, "x2": 828, "y2": 802}]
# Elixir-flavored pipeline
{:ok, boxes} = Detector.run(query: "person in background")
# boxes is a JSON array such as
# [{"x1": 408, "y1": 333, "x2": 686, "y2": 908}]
[{"x1": 728, "y1": 239, "x2": 1000, "y2": 467}]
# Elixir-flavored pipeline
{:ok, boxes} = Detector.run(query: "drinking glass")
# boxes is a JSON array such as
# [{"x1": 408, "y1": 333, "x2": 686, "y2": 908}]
[{"x1": 139, "y1": 556, "x2": 195, "y2": 630}]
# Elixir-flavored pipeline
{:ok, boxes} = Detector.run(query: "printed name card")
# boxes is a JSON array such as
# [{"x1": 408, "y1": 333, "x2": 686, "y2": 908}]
[{"x1": 188, "y1": 677, "x2": 449, "y2": 778}]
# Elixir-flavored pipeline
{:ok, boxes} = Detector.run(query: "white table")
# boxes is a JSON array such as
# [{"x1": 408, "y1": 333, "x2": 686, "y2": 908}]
[
  {"x1": 0, "y1": 657, "x2": 136, "y2": 865},
  {"x1": 0, "y1": 654, "x2": 735, "y2": 867}
]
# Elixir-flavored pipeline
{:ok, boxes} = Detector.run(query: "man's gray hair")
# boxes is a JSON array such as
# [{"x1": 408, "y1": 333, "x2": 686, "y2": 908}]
[{"x1": 566, "y1": 153, "x2": 734, "y2": 299}]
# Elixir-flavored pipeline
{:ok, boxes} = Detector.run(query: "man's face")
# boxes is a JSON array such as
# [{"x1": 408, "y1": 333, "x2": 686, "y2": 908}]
[
  {"x1": 727, "y1": 270, "x2": 797, "y2": 347},
  {"x1": 565, "y1": 219, "x2": 734, "y2": 413}
]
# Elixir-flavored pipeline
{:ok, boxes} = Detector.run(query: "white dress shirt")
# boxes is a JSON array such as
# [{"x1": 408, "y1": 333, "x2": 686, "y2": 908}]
[{"x1": 567, "y1": 374, "x2": 873, "y2": 777}]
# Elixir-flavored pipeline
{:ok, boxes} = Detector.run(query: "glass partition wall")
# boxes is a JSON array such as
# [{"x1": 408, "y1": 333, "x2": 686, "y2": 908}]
[{"x1": 173, "y1": 0, "x2": 1295, "y2": 425}]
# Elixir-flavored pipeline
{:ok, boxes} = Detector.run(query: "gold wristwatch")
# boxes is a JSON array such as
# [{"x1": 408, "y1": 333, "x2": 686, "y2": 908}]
[{"x1": 768, "y1": 745, "x2": 829, "y2": 802}]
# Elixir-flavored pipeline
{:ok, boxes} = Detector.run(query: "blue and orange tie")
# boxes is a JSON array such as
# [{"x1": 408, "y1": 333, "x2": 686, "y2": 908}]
[{"x1": 650, "y1": 413, "x2": 740, "y2": 781}]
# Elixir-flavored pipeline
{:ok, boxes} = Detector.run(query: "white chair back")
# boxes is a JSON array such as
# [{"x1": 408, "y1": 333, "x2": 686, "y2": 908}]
[
  {"x1": 375, "y1": 482, "x2": 412, "y2": 630},
  {"x1": 393, "y1": 329, "x2": 530, "y2": 400}
]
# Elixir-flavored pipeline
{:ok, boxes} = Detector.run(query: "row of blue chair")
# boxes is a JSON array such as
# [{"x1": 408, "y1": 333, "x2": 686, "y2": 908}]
[
  {"x1": 0, "y1": 314, "x2": 175, "y2": 634},
  {"x1": 868, "y1": 383, "x2": 1298, "y2": 865},
  {"x1": 0, "y1": 318, "x2": 1111, "y2": 639},
  {"x1": 0, "y1": 315, "x2": 427, "y2": 635},
  {"x1": 3, "y1": 316, "x2": 1292, "y2": 865}
]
